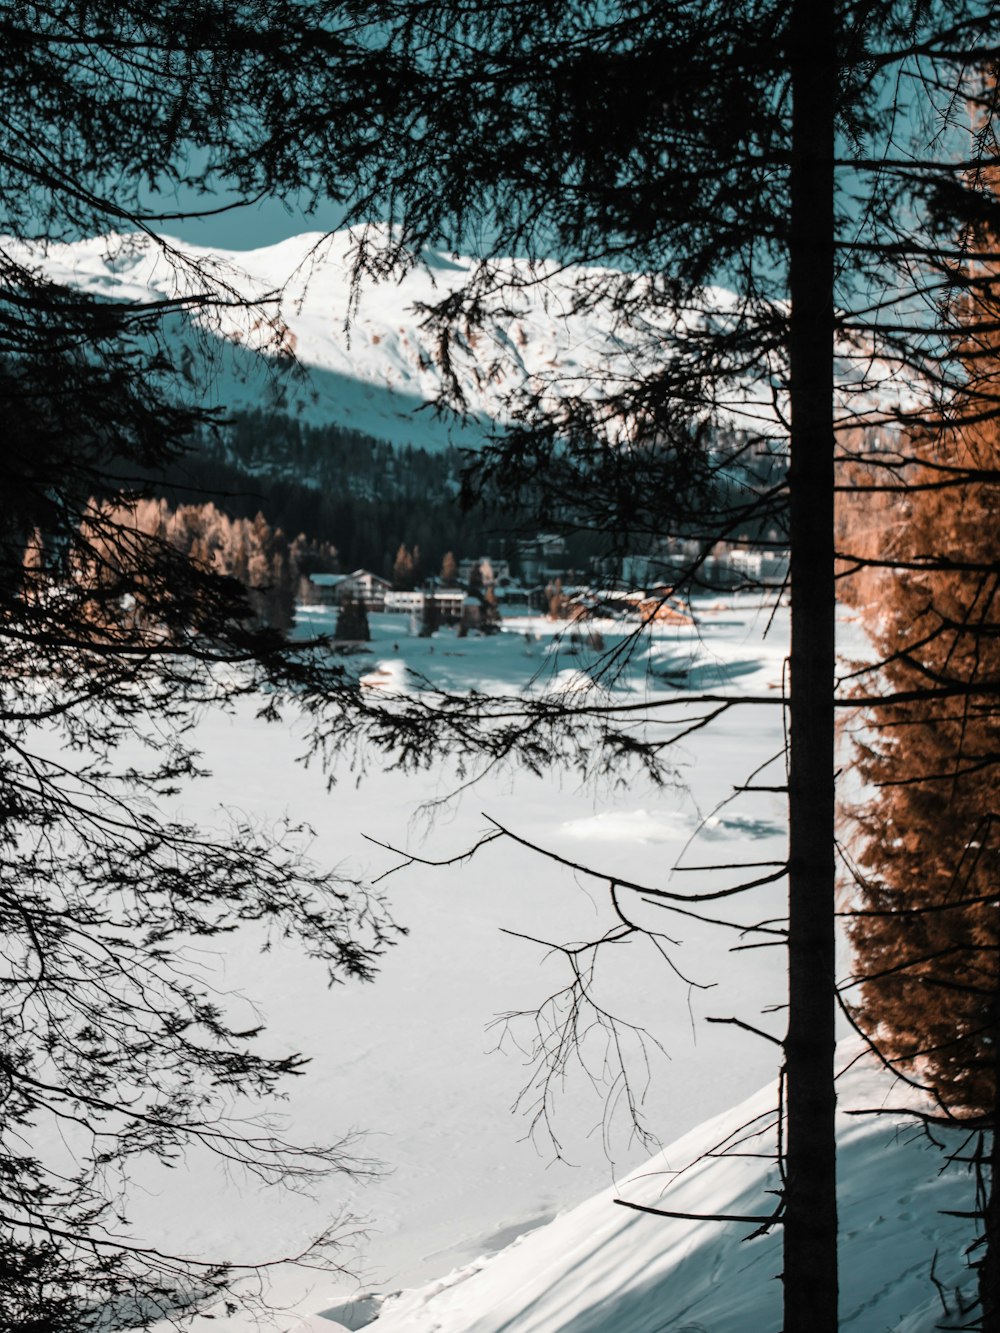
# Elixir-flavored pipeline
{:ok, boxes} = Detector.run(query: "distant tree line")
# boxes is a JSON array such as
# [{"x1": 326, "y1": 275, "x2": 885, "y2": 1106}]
[
  {"x1": 85, "y1": 497, "x2": 338, "y2": 632},
  {"x1": 149, "y1": 411, "x2": 767, "y2": 588},
  {"x1": 153, "y1": 411, "x2": 499, "y2": 579}
]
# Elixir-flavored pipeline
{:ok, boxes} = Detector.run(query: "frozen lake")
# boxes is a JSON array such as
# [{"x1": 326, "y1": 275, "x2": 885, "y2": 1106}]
[{"x1": 132, "y1": 595, "x2": 808, "y2": 1326}]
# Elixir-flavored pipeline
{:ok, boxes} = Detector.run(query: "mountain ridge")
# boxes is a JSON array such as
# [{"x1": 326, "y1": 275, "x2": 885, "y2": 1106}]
[{"x1": 8, "y1": 228, "x2": 645, "y2": 451}]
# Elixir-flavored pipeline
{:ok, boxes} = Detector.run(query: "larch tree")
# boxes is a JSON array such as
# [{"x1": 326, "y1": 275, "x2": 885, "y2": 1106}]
[
  {"x1": 392, "y1": 543, "x2": 419, "y2": 590},
  {"x1": 841, "y1": 83, "x2": 1000, "y2": 1325},
  {"x1": 844, "y1": 418, "x2": 1000, "y2": 1321}
]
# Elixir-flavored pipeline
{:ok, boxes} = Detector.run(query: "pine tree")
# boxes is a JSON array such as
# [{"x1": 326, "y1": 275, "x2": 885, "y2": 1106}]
[
  {"x1": 420, "y1": 592, "x2": 441, "y2": 636},
  {"x1": 335, "y1": 590, "x2": 371, "y2": 642}
]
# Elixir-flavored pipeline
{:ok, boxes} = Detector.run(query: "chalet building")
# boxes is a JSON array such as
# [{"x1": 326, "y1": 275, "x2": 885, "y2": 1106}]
[
  {"x1": 436, "y1": 590, "x2": 467, "y2": 620},
  {"x1": 307, "y1": 573, "x2": 347, "y2": 605},
  {"x1": 491, "y1": 575, "x2": 529, "y2": 606},
  {"x1": 515, "y1": 534, "x2": 567, "y2": 584},
  {"x1": 308, "y1": 569, "x2": 391, "y2": 609},
  {"x1": 384, "y1": 589, "x2": 425, "y2": 614}
]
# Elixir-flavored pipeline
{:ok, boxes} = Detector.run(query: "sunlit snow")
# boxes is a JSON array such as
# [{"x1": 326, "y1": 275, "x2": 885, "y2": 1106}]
[{"x1": 71, "y1": 597, "x2": 975, "y2": 1333}]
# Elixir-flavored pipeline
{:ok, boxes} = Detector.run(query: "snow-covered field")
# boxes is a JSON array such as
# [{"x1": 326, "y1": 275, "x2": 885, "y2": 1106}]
[
  {"x1": 123, "y1": 598, "x2": 787, "y2": 1321},
  {"x1": 14, "y1": 224, "x2": 971, "y2": 1329},
  {"x1": 101, "y1": 596, "x2": 978, "y2": 1332}
]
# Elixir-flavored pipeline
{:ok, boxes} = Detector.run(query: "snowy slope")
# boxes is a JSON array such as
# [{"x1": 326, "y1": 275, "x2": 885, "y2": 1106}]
[
  {"x1": 340, "y1": 1045, "x2": 974, "y2": 1333},
  {"x1": 10, "y1": 227, "x2": 911, "y2": 454},
  {"x1": 4, "y1": 228, "x2": 765, "y2": 448}
]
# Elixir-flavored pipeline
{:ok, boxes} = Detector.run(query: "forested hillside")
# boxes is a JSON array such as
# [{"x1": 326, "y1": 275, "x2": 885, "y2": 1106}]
[
  {"x1": 153, "y1": 411, "x2": 506, "y2": 579},
  {"x1": 145, "y1": 411, "x2": 778, "y2": 588}
]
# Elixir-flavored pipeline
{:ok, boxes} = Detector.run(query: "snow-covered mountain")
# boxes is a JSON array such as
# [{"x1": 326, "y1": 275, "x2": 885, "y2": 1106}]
[
  {"x1": 10, "y1": 226, "x2": 910, "y2": 457},
  {"x1": 0, "y1": 229, "x2": 599, "y2": 448},
  {"x1": 6, "y1": 228, "x2": 772, "y2": 451}
]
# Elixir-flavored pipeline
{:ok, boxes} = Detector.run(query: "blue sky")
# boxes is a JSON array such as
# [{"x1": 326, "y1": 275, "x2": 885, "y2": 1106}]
[{"x1": 145, "y1": 180, "x2": 350, "y2": 250}]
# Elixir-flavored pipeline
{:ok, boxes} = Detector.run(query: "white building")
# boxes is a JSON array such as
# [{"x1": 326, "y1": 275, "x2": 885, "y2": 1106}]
[
  {"x1": 384, "y1": 589, "x2": 426, "y2": 614},
  {"x1": 309, "y1": 569, "x2": 391, "y2": 609},
  {"x1": 435, "y1": 589, "x2": 467, "y2": 620},
  {"x1": 384, "y1": 588, "x2": 467, "y2": 621},
  {"x1": 729, "y1": 546, "x2": 764, "y2": 577}
]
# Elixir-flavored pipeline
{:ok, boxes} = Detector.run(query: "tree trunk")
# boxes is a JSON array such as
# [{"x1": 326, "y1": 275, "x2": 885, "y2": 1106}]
[
  {"x1": 981, "y1": 1124, "x2": 1000, "y2": 1332},
  {"x1": 981, "y1": 989, "x2": 1000, "y2": 1332},
  {"x1": 783, "y1": 0, "x2": 838, "y2": 1329}
]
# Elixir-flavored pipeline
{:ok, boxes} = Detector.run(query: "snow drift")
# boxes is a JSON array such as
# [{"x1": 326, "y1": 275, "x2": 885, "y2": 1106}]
[{"x1": 330, "y1": 1046, "x2": 976, "y2": 1333}]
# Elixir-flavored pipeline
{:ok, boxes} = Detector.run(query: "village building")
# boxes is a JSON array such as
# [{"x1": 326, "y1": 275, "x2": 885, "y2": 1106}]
[
  {"x1": 384, "y1": 589, "x2": 425, "y2": 614},
  {"x1": 308, "y1": 569, "x2": 391, "y2": 609},
  {"x1": 384, "y1": 588, "x2": 467, "y2": 621},
  {"x1": 515, "y1": 534, "x2": 568, "y2": 585},
  {"x1": 457, "y1": 556, "x2": 511, "y2": 586}
]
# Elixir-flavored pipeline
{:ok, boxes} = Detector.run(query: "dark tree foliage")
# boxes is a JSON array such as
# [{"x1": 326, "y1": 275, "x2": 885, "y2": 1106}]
[
  {"x1": 0, "y1": 3, "x2": 415, "y2": 1326},
  {"x1": 419, "y1": 592, "x2": 441, "y2": 636},
  {"x1": 186, "y1": 413, "x2": 493, "y2": 578},
  {"x1": 335, "y1": 590, "x2": 372, "y2": 642},
  {"x1": 280, "y1": 4, "x2": 1000, "y2": 1329},
  {"x1": 158, "y1": 435, "x2": 494, "y2": 584}
]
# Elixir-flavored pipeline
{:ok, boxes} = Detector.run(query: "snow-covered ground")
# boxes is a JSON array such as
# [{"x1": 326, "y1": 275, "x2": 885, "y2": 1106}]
[
  {"x1": 12, "y1": 225, "x2": 953, "y2": 1330},
  {"x1": 118, "y1": 598, "x2": 790, "y2": 1323},
  {"x1": 345, "y1": 1044, "x2": 975, "y2": 1333},
  {"x1": 90, "y1": 595, "x2": 975, "y2": 1333}
]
